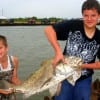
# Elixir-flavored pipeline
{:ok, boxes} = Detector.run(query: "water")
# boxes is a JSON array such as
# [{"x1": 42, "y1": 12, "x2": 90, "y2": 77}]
[{"x1": 0, "y1": 26, "x2": 100, "y2": 100}]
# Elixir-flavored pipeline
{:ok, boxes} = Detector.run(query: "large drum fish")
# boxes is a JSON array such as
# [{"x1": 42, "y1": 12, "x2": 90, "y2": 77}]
[{"x1": 2, "y1": 56, "x2": 83, "y2": 99}]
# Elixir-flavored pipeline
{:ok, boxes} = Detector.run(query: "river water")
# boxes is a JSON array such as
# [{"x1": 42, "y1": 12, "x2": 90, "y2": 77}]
[{"x1": 0, "y1": 26, "x2": 100, "y2": 100}]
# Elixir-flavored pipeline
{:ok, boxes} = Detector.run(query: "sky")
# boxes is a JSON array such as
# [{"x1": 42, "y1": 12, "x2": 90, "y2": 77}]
[{"x1": 0, "y1": 0, "x2": 100, "y2": 19}]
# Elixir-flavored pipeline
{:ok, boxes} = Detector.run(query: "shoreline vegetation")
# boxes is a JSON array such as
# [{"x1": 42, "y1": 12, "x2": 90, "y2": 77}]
[
  {"x1": 0, "y1": 17, "x2": 100, "y2": 26},
  {"x1": 0, "y1": 17, "x2": 62, "y2": 26}
]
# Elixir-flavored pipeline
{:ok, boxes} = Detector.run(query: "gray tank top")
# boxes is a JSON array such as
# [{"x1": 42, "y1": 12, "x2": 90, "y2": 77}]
[{"x1": 0, "y1": 56, "x2": 14, "y2": 82}]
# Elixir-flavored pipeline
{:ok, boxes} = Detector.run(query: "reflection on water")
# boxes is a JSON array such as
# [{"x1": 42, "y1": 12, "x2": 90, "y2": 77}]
[{"x1": 0, "y1": 26, "x2": 100, "y2": 100}]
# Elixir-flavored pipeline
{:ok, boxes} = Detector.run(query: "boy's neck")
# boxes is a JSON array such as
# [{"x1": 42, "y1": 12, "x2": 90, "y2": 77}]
[{"x1": 84, "y1": 26, "x2": 96, "y2": 39}]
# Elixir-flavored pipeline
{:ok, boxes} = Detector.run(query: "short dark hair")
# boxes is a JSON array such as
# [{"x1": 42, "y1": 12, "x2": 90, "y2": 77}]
[
  {"x1": 82, "y1": 0, "x2": 100, "y2": 14},
  {"x1": 0, "y1": 35, "x2": 8, "y2": 47}
]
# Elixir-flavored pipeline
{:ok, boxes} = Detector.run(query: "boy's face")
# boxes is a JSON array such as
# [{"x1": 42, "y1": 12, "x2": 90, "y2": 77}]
[
  {"x1": 0, "y1": 41, "x2": 8, "y2": 59},
  {"x1": 82, "y1": 8, "x2": 100, "y2": 29}
]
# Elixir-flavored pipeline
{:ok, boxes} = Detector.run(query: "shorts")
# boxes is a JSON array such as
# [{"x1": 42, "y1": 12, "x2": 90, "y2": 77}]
[{"x1": 54, "y1": 76, "x2": 92, "y2": 100}]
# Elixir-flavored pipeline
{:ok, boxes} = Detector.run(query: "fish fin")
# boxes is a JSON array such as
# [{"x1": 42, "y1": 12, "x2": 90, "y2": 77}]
[
  {"x1": 49, "y1": 82, "x2": 62, "y2": 97},
  {"x1": 40, "y1": 77, "x2": 52, "y2": 88},
  {"x1": 56, "y1": 83, "x2": 62, "y2": 96}
]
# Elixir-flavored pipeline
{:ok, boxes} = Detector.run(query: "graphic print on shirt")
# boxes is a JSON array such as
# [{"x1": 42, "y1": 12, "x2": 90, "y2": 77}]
[{"x1": 66, "y1": 31, "x2": 100, "y2": 63}]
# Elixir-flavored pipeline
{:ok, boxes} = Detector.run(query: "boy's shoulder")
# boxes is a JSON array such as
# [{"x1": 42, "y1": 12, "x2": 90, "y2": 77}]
[{"x1": 61, "y1": 18, "x2": 83, "y2": 27}]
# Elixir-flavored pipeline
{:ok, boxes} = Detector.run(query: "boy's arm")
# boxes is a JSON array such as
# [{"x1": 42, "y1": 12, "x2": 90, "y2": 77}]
[
  {"x1": 82, "y1": 62, "x2": 100, "y2": 69},
  {"x1": 44, "y1": 26, "x2": 64, "y2": 66}
]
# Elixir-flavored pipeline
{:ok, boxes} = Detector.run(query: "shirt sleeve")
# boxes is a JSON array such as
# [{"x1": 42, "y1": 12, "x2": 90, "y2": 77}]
[
  {"x1": 52, "y1": 19, "x2": 82, "y2": 41},
  {"x1": 96, "y1": 29, "x2": 100, "y2": 60},
  {"x1": 97, "y1": 48, "x2": 100, "y2": 60},
  {"x1": 52, "y1": 20, "x2": 73, "y2": 40}
]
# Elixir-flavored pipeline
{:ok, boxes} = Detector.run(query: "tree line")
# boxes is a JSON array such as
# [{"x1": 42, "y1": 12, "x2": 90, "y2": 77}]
[{"x1": 0, "y1": 16, "x2": 63, "y2": 25}]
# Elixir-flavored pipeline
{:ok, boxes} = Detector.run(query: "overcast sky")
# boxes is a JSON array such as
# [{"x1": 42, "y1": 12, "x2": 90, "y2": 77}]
[{"x1": 0, "y1": 0, "x2": 100, "y2": 19}]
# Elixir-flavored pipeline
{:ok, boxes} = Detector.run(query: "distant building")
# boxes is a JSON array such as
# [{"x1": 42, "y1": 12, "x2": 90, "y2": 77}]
[{"x1": 28, "y1": 18, "x2": 36, "y2": 24}]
